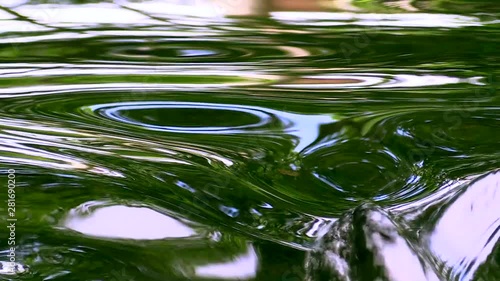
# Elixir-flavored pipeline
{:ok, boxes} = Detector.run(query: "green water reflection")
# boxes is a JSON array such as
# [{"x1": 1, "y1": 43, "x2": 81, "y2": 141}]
[{"x1": 0, "y1": 0, "x2": 499, "y2": 280}]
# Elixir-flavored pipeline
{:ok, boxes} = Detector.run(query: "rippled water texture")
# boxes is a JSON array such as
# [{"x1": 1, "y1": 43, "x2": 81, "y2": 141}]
[{"x1": 0, "y1": 0, "x2": 499, "y2": 280}]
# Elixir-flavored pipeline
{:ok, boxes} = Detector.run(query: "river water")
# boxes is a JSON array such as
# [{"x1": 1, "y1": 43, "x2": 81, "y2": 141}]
[{"x1": 0, "y1": 0, "x2": 499, "y2": 280}]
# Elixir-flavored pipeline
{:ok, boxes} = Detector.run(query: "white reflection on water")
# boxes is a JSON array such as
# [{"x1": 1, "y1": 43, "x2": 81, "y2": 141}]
[
  {"x1": 2, "y1": 1, "x2": 485, "y2": 28},
  {"x1": 0, "y1": 0, "x2": 27, "y2": 8},
  {"x1": 14, "y1": 3, "x2": 162, "y2": 25},
  {"x1": 359, "y1": 210, "x2": 440, "y2": 281},
  {"x1": 275, "y1": 73, "x2": 481, "y2": 89},
  {"x1": 0, "y1": 20, "x2": 50, "y2": 32},
  {"x1": 195, "y1": 244, "x2": 258, "y2": 279},
  {"x1": 272, "y1": 12, "x2": 481, "y2": 28},
  {"x1": 427, "y1": 170, "x2": 500, "y2": 280},
  {"x1": 0, "y1": 261, "x2": 28, "y2": 276},
  {"x1": 64, "y1": 203, "x2": 196, "y2": 240}
]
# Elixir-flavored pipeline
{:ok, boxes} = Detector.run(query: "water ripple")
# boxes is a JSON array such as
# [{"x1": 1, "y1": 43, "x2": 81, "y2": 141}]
[
  {"x1": 0, "y1": 64, "x2": 277, "y2": 97},
  {"x1": 91, "y1": 101, "x2": 274, "y2": 134},
  {"x1": 275, "y1": 73, "x2": 483, "y2": 89},
  {"x1": 0, "y1": 2, "x2": 498, "y2": 280}
]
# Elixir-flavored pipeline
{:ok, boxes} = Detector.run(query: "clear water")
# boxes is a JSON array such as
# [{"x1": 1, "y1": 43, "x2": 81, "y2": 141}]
[{"x1": 0, "y1": 0, "x2": 499, "y2": 280}]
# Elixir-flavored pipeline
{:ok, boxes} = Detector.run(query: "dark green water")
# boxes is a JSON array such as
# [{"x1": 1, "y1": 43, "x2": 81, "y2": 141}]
[{"x1": 0, "y1": 0, "x2": 499, "y2": 280}]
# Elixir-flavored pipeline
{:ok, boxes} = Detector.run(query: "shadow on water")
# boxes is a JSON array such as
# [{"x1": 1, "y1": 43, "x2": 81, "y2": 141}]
[{"x1": 0, "y1": 0, "x2": 499, "y2": 280}]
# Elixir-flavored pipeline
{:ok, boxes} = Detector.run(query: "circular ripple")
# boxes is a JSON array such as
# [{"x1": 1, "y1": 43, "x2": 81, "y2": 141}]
[
  {"x1": 105, "y1": 41, "x2": 283, "y2": 62},
  {"x1": 90, "y1": 101, "x2": 277, "y2": 134},
  {"x1": 303, "y1": 139, "x2": 415, "y2": 204},
  {"x1": 109, "y1": 43, "x2": 236, "y2": 62}
]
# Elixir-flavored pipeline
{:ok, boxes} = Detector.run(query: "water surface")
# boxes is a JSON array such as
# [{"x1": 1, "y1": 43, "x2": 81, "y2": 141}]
[{"x1": 0, "y1": 0, "x2": 499, "y2": 280}]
